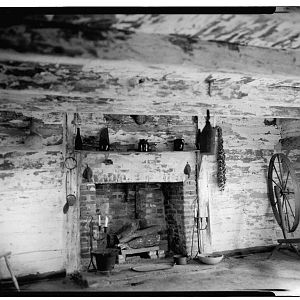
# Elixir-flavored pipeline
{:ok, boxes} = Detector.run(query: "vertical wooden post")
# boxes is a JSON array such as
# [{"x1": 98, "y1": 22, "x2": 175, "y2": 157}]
[
  {"x1": 63, "y1": 112, "x2": 80, "y2": 273},
  {"x1": 196, "y1": 115, "x2": 213, "y2": 254}
]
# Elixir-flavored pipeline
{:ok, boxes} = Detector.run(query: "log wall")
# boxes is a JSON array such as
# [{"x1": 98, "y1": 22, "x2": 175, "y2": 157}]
[
  {"x1": 1, "y1": 108, "x2": 295, "y2": 278},
  {"x1": 278, "y1": 118, "x2": 300, "y2": 239},
  {"x1": 0, "y1": 111, "x2": 65, "y2": 278},
  {"x1": 200, "y1": 117, "x2": 284, "y2": 252},
  {"x1": 1, "y1": 13, "x2": 300, "y2": 277},
  {"x1": 280, "y1": 118, "x2": 300, "y2": 181}
]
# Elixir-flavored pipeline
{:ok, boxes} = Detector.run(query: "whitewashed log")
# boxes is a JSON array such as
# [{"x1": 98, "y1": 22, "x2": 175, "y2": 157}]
[
  {"x1": 206, "y1": 117, "x2": 288, "y2": 253},
  {"x1": 2, "y1": 15, "x2": 300, "y2": 77},
  {"x1": 0, "y1": 250, "x2": 64, "y2": 278},
  {"x1": 1, "y1": 53, "x2": 300, "y2": 117},
  {"x1": 0, "y1": 111, "x2": 66, "y2": 278},
  {"x1": 0, "y1": 187, "x2": 65, "y2": 278}
]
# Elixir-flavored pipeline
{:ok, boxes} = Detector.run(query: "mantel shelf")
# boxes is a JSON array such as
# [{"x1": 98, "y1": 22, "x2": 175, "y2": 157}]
[
  {"x1": 75, "y1": 150, "x2": 201, "y2": 155},
  {"x1": 78, "y1": 150, "x2": 201, "y2": 183}
]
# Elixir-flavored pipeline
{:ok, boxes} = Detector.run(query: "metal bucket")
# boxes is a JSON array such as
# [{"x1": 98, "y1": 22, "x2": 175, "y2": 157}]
[{"x1": 93, "y1": 249, "x2": 119, "y2": 271}]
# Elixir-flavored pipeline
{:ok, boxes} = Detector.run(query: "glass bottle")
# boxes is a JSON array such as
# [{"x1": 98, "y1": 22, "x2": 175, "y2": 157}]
[
  {"x1": 200, "y1": 110, "x2": 213, "y2": 153},
  {"x1": 99, "y1": 128, "x2": 109, "y2": 151},
  {"x1": 196, "y1": 129, "x2": 201, "y2": 150},
  {"x1": 75, "y1": 128, "x2": 83, "y2": 150}
]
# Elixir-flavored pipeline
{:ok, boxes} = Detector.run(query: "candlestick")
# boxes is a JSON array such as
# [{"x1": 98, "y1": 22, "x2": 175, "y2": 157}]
[{"x1": 104, "y1": 216, "x2": 108, "y2": 227}]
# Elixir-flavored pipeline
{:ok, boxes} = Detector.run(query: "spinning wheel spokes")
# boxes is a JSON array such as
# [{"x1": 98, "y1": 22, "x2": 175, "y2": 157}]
[{"x1": 267, "y1": 153, "x2": 300, "y2": 235}]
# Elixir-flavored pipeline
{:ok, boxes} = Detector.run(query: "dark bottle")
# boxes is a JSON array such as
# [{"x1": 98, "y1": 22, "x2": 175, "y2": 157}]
[
  {"x1": 196, "y1": 129, "x2": 201, "y2": 150},
  {"x1": 200, "y1": 110, "x2": 213, "y2": 153},
  {"x1": 99, "y1": 127, "x2": 110, "y2": 151},
  {"x1": 75, "y1": 128, "x2": 82, "y2": 150}
]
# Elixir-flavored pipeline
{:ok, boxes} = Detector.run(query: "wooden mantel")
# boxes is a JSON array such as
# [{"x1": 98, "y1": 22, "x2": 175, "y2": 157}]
[{"x1": 78, "y1": 151, "x2": 196, "y2": 184}]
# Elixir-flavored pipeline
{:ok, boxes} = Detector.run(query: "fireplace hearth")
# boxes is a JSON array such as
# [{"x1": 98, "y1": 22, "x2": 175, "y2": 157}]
[{"x1": 78, "y1": 150, "x2": 200, "y2": 267}]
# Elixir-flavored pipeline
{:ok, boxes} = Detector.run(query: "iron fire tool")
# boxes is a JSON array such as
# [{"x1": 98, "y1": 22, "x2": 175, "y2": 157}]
[
  {"x1": 191, "y1": 206, "x2": 208, "y2": 259},
  {"x1": 87, "y1": 216, "x2": 109, "y2": 272},
  {"x1": 190, "y1": 151, "x2": 208, "y2": 258}
]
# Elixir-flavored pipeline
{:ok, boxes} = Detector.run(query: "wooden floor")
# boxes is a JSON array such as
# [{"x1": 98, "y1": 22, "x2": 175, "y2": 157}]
[{"x1": 3, "y1": 250, "x2": 300, "y2": 296}]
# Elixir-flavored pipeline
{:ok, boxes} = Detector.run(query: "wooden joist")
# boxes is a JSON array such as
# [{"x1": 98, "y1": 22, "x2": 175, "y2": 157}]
[
  {"x1": 1, "y1": 15, "x2": 300, "y2": 77},
  {"x1": 1, "y1": 14, "x2": 300, "y2": 118},
  {"x1": 0, "y1": 52, "x2": 300, "y2": 118}
]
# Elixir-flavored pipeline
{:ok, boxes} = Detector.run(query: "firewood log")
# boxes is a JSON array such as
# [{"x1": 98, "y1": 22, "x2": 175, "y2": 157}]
[
  {"x1": 118, "y1": 225, "x2": 161, "y2": 244},
  {"x1": 127, "y1": 234, "x2": 160, "y2": 249},
  {"x1": 116, "y1": 221, "x2": 139, "y2": 241}
]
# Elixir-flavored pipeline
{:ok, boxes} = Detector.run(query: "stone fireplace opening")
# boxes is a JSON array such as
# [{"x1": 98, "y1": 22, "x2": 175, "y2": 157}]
[{"x1": 79, "y1": 179, "x2": 197, "y2": 267}]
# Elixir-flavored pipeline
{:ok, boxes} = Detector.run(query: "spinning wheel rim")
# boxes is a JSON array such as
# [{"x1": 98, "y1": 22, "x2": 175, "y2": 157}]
[{"x1": 267, "y1": 153, "x2": 300, "y2": 234}]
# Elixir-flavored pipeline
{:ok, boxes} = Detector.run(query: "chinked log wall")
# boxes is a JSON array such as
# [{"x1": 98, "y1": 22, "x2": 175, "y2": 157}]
[
  {"x1": 0, "y1": 111, "x2": 66, "y2": 278},
  {"x1": 204, "y1": 117, "x2": 284, "y2": 252},
  {"x1": 0, "y1": 110, "x2": 288, "y2": 277},
  {"x1": 278, "y1": 119, "x2": 300, "y2": 239},
  {"x1": 1, "y1": 15, "x2": 300, "y2": 276}
]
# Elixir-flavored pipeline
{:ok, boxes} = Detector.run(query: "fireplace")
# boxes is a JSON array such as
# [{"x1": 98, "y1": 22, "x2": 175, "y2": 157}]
[{"x1": 78, "y1": 151, "x2": 199, "y2": 267}]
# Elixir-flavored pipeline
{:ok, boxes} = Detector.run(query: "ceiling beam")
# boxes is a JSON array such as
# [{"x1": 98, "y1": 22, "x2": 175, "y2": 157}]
[
  {"x1": 0, "y1": 52, "x2": 300, "y2": 118},
  {"x1": 1, "y1": 25, "x2": 300, "y2": 77}
]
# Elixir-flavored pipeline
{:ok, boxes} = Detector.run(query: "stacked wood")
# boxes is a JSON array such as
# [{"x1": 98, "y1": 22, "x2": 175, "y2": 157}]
[
  {"x1": 116, "y1": 221, "x2": 139, "y2": 242},
  {"x1": 118, "y1": 225, "x2": 161, "y2": 244},
  {"x1": 125, "y1": 234, "x2": 160, "y2": 249},
  {"x1": 116, "y1": 223, "x2": 162, "y2": 250}
]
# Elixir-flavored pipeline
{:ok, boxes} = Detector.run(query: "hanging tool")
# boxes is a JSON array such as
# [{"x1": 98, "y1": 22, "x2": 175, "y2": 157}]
[
  {"x1": 63, "y1": 156, "x2": 78, "y2": 214},
  {"x1": 191, "y1": 151, "x2": 207, "y2": 259},
  {"x1": 87, "y1": 217, "x2": 97, "y2": 272},
  {"x1": 184, "y1": 162, "x2": 191, "y2": 178}
]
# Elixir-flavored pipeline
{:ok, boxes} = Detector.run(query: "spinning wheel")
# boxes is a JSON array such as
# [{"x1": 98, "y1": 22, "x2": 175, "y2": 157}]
[
  {"x1": 268, "y1": 153, "x2": 300, "y2": 237},
  {"x1": 267, "y1": 153, "x2": 300, "y2": 257}
]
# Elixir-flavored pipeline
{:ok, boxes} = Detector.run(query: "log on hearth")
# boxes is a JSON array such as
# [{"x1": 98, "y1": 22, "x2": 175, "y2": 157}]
[
  {"x1": 116, "y1": 221, "x2": 139, "y2": 242},
  {"x1": 127, "y1": 234, "x2": 161, "y2": 249},
  {"x1": 118, "y1": 225, "x2": 162, "y2": 244}
]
